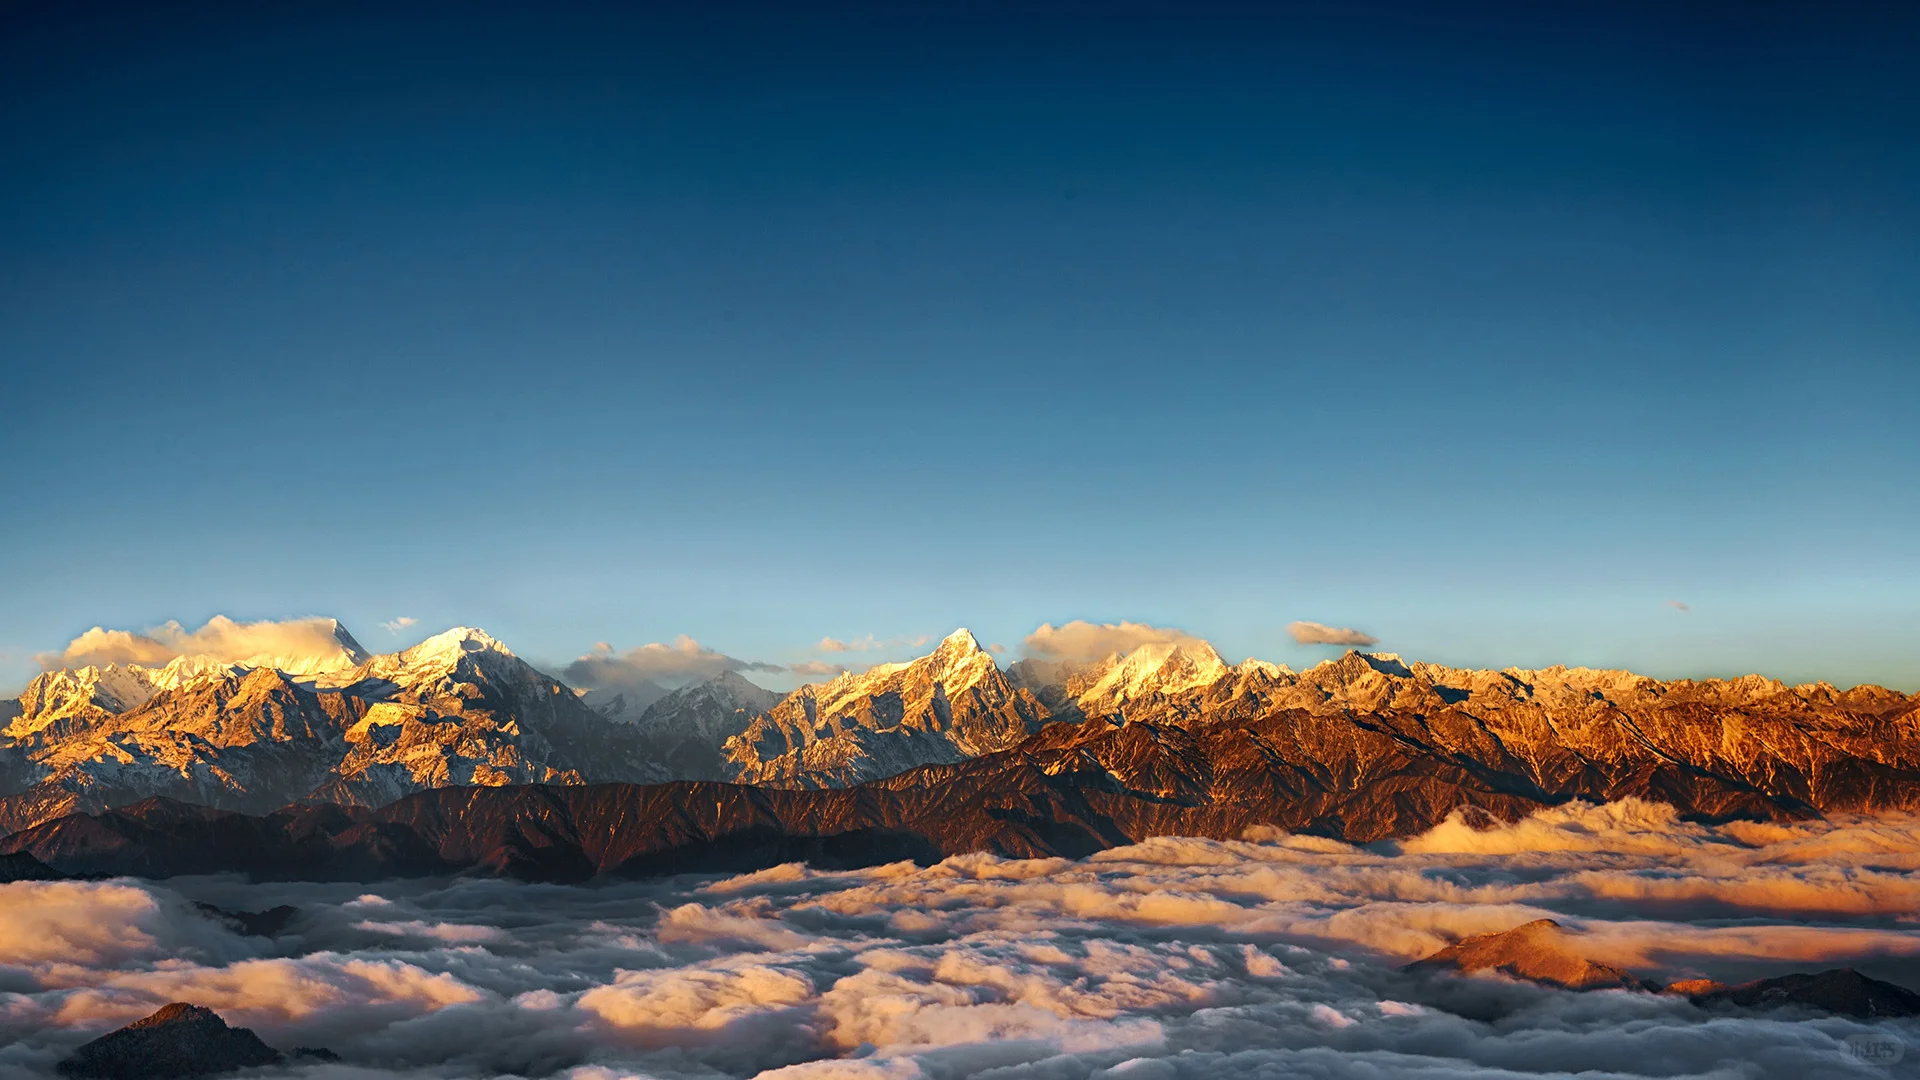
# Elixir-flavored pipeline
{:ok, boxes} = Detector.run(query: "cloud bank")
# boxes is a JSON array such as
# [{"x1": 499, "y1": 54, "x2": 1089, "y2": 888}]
[
  {"x1": 2, "y1": 800, "x2": 1914, "y2": 1079},
  {"x1": 38, "y1": 616, "x2": 360, "y2": 672},
  {"x1": 562, "y1": 635, "x2": 782, "y2": 690},
  {"x1": 1023, "y1": 621, "x2": 1206, "y2": 663},
  {"x1": 1286, "y1": 621, "x2": 1379, "y2": 647}
]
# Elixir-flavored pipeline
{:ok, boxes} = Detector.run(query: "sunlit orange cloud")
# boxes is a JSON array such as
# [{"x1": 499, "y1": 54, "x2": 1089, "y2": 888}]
[
  {"x1": 0, "y1": 881, "x2": 163, "y2": 968},
  {"x1": 39, "y1": 615, "x2": 358, "y2": 672},
  {"x1": 50, "y1": 956, "x2": 485, "y2": 1030},
  {"x1": 578, "y1": 963, "x2": 814, "y2": 1043},
  {"x1": 1577, "y1": 921, "x2": 1920, "y2": 971},
  {"x1": 1570, "y1": 867, "x2": 1920, "y2": 917}
]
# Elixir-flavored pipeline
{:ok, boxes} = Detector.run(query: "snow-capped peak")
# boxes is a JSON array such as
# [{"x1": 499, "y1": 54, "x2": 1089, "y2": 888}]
[
  {"x1": 652, "y1": 670, "x2": 779, "y2": 716},
  {"x1": 405, "y1": 627, "x2": 514, "y2": 664},
  {"x1": 1075, "y1": 637, "x2": 1229, "y2": 704},
  {"x1": 938, "y1": 627, "x2": 986, "y2": 653}
]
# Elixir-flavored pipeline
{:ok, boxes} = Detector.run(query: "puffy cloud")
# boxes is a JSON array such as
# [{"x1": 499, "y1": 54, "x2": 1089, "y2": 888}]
[
  {"x1": 39, "y1": 615, "x2": 360, "y2": 672},
  {"x1": 1668, "y1": 600, "x2": 1691, "y2": 612},
  {"x1": 53, "y1": 955, "x2": 485, "y2": 1029},
  {"x1": 1023, "y1": 621, "x2": 1206, "y2": 663},
  {"x1": 38, "y1": 627, "x2": 176, "y2": 668},
  {"x1": 381, "y1": 616, "x2": 419, "y2": 633},
  {"x1": 790, "y1": 660, "x2": 850, "y2": 678},
  {"x1": 353, "y1": 920, "x2": 506, "y2": 944},
  {"x1": 1285, "y1": 621, "x2": 1379, "y2": 647},
  {"x1": 562, "y1": 635, "x2": 781, "y2": 689},
  {"x1": 0, "y1": 882, "x2": 170, "y2": 969}
]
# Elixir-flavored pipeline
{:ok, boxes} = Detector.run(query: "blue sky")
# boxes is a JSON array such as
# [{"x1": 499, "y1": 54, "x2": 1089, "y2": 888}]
[{"x1": 2, "y1": 2, "x2": 1917, "y2": 691}]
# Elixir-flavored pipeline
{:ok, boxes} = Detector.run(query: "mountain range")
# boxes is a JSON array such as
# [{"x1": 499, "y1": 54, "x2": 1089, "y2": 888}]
[{"x1": 3, "y1": 620, "x2": 1918, "y2": 850}]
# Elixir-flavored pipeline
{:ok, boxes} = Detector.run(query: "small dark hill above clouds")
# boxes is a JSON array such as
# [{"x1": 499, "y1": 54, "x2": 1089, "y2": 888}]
[
  {"x1": 1688, "y1": 969, "x2": 1920, "y2": 1018},
  {"x1": 56, "y1": 1003, "x2": 330, "y2": 1080},
  {"x1": 1403, "y1": 919, "x2": 1653, "y2": 991},
  {"x1": 0, "y1": 849, "x2": 62, "y2": 881}
]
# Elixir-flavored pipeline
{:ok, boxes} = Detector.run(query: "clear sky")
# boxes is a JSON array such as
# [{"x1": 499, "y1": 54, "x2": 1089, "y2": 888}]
[{"x1": 2, "y1": 2, "x2": 1916, "y2": 692}]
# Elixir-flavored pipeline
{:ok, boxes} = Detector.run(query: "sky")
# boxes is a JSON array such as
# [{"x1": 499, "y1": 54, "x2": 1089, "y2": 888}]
[{"x1": 2, "y1": 1, "x2": 1917, "y2": 692}]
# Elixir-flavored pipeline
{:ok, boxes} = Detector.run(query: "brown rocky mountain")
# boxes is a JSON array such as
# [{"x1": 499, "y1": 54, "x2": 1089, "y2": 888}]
[
  {"x1": 6, "y1": 673, "x2": 1916, "y2": 881},
  {"x1": 722, "y1": 629, "x2": 1049, "y2": 787},
  {"x1": 4, "y1": 622, "x2": 1918, "y2": 843},
  {"x1": 1403, "y1": 919, "x2": 1652, "y2": 990}
]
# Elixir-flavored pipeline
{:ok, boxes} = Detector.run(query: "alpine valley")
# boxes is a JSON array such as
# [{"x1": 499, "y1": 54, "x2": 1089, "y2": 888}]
[{"x1": 3, "y1": 620, "x2": 1918, "y2": 880}]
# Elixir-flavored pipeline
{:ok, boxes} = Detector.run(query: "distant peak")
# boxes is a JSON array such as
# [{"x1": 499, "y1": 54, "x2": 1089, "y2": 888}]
[
  {"x1": 938, "y1": 627, "x2": 985, "y2": 653},
  {"x1": 328, "y1": 620, "x2": 372, "y2": 664},
  {"x1": 427, "y1": 626, "x2": 506, "y2": 649},
  {"x1": 405, "y1": 626, "x2": 515, "y2": 663}
]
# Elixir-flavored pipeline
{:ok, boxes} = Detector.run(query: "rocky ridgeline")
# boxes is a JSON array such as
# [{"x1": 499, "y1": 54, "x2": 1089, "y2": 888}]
[{"x1": 3, "y1": 622, "x2": 1918, "y2": 840}]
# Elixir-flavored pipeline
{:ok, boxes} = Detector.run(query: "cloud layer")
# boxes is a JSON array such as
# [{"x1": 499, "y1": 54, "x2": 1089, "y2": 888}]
[
  {"x1": 1023, "y1": 621, "x2": 1206, "y2": 662},
  {"x1": 1286, "y1": 621, "x2": 1379, "y2": 647},
  {"x1": 818, "y1": 635, "x2": 933, "y2": 654},
  {"x1": 562, "y1": 635, "x2": 782, "y2": 690},
  {"x1": 38, "y1": 616, "x2": 359, "y2": 672},
  {"x1": 2, "y1": 801, "x2": 1915, "y2": 1079}
]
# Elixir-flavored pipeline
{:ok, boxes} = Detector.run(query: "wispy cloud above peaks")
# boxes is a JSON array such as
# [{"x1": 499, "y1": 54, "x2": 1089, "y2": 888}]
[
  {"x1": 562, "y1": 635, "x2": 781, "y2": 690},
  {"x1": 39, "y1": 616, "x2": 363, "y2": 672},
  {"x1": 818, "y1": 633, "x2": 932, "y2": 654},
  {"x1": 1023, "y1": 620, "x2": 1206, "y2": 662},
  {"x1": 1668, "y1": 600, "x2": 1692, "y2": 612},
  {"x1": 381, "y1": 616, "x2": 418, "y2": 634},
  {"x1": 788, "y1": 660, "x2": 848, "y2": 678},
  {"x1": 1286, "y1": 621, "x2": 1379, "y2": 647}
]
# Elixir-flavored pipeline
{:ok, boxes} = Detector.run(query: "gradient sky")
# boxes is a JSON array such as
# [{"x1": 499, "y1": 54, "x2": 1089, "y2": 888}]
[{"x1": 2, "y1": 2, "x2": 1917, "y2": 692}]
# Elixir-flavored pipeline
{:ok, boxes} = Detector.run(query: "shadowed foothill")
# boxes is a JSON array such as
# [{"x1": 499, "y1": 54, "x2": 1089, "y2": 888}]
[{"x1": 56, "y1": 1003, "x2": 335, "y2": 1080}]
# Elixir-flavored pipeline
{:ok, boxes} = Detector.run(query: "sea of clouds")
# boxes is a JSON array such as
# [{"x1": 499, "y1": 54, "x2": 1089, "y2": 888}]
[{"x1": 2, "y1": 799, "x2": 1916, "y2": 1080}]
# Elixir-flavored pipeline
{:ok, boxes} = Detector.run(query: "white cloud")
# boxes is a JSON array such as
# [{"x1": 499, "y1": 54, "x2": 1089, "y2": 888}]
[
  {"x1": 1668, "y1": 600, "x2": 1692, "y2": 612},
  {"x1": 788, "y1": 660, "x2": 849, "y2": 678},
  {"x1": 562, "y1": 635, "x2": 781, "y2": 689},
  {"x1": 381, "y1": 617, "x2": 419, "y2": 634},
  {"x1": 38, "y1": 615, "x2": 360, "y2": 672},
  {"x1": 1023, "y1": 621, "x2": 1206, "y2": 662},
  {"x1": 1285, "y1": 621, "x2": 1378, "y2": 647}
]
